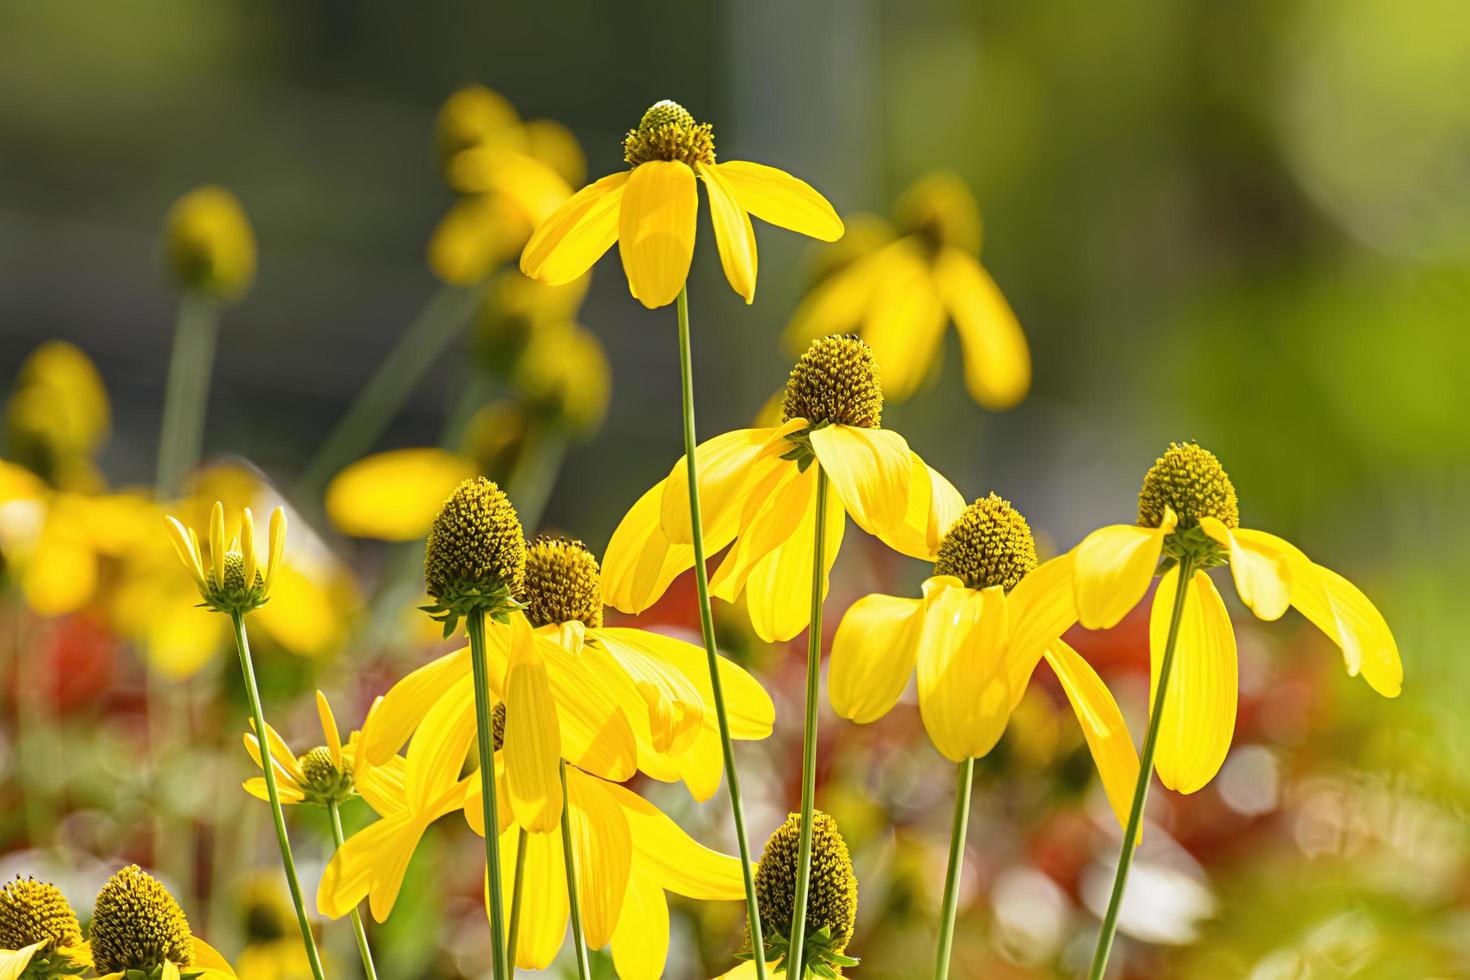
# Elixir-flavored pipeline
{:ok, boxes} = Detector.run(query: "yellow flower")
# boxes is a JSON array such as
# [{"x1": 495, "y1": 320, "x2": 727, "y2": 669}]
[
  {"x1": 513, "y1": 319, "x2": 611, "y2": 435},
  {"x1": 325, "y1": 448, "x2": 477, "y2": 542},
  {"x1": 163, "y1": 186, "x2": 256, "y2": 302},
  {"x1": 164, "y1": 501, "x2": 285, "y2": 616},
  {"x1": 243, "y1": 691, "x2": 402, "y2": 808},
  {"x1": 5, "y1": 341, "x2": 111, "y2": 490},
  {"x1": 1071, "y1": 442, "x2": 1402, "y2": 793},
  {"x1": 829, "y1": 494, "x2": 1139, "y2": 826},
  {"x1": 785, "y1": 172, "x2": 1030, "y2": 410},
  {"x1": 604, "y1": 335, "x2": 964, "y2": 641},
  {"x1": 521, "y1": 99, "x2": 844, "y2": 309},
  {"x1": 0, "y1": 875, "x2": 92, "y2": 980},
  {"x1": 89, "y1": 865, "x2": 237, "y2": 979}
]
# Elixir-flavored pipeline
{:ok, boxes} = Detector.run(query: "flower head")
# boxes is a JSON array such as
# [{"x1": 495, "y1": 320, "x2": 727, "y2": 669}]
[
  {"x1": 782, "y1": 335, "x2": 883, "y2": 429},
  {"x1": 0, "y1": 876, "x2": 83, "y2": 953},
  {"x1": 89, "y1": 865, "x2": 194, "y2": 974},
  {"x1": 164, "y1": 502, "x2": 285, "y2": 616},
  {"x1": 933, "y1": 493, "x2": 1038, "y2": 592},
  {"x1": 750, "y1": 811, "x2": 859, "y2": 977},
  {"x1": 1138, "y1": 441, "x2": 1239, "y2": 531},
  {"x1": 163, "y1": 186, "x2": 256, "y2": 302},
  {"x1": 522, "y1": 536, "x2": 603, "y2": 628},
  {"x1": 422, "y1": 477, "x2": 527, "y2": 633},
  {"x1": 244, "y1": 691, "x2": 365, "y2": 807},
  {"x1": 522, "y1": 97, "x2": 843, "y2": 308}
]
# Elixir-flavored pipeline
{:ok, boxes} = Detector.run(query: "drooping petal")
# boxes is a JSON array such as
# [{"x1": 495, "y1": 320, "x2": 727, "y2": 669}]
[
  {"x1": 660, "y1": 424, "x2": 794, "y2": 546},
  {"x1": 875, "y1": 453, "x2": 965, "y2": 560},
  {"x1": 404, "y1": 673, "x2": 476, "y2": 815},
  {"x1": 610, "y1": 627, "x2": 774, "y2": 741},
  {"x1": 714, "y1": 160, "x2": 844, "y2": 241},
  {"x1": 709, "y1": 464, "x2": 812, "y2": 602},
  {"x1": 618, "y1": 160, "x2": 698, "y2": 308},
  {"x1": 809, "y1": 424, "x2": 913, "y2": 536},
  {"x1": 1150, "y1": 568, "x2": 1238, "y2": 794},
  {"x1": 526, "y1": 632, "x2": 640, "y2": 781},
  {"x1": 932, "y1": 247, "x2": 1030, "y2": 410},
  {"x1": 192, "y1": 940, "x2": 238, "y2": 977},
  {"x1": 829, "y1": 592, "x2": 925, "y2": 723},
  {"x1": 521, "y1": 170, "x2": 629, "y2": 285},
  {"x1": 504, "y1": 615, "x2": 564, "y2": 832},
  {"x1": 1073, "y1": 508, "x2": 1176, "y2": 629},
  {"x1": 565, "y1": 768, "x2": 633, "y2": 949},
  {"x1": 783, "y1": 253, "x2": 884, "y2": 350},
  {"x1": 740, "y1": 472, "x2": 845, "y2": 642},
  {"x1": 698, "y1": 161, "x2": 758, "y2": 303},
  {"x1": 593, "y1": 628, "x2": 705, "y2": 755},
  {"x1": 317, "y1": 812, "x2": 423, "y2": 922},
  {"x1": 495, "y1": 825, "x2": 568, "y2": 970},
  {"x1": 1199, "y1": 517, "x2": 1291, "y2": 621},
  {"x1": 610, "y1": 873, "x2": 671, "y2": 980},
  {"x1": 0, "y1": 941, "x2": 46, "y2": 980},
  {"x1": 1042, "y1": 641, "x2": 1139, "y2": 829},
  {"x1": 916, "y1": 584, "x2": 1012, "y2": 762},
  {"x1": 611, "y1": 781, "x2": 745, "y2": 899},
  {"x1": 862, "y1": 244, "x2": 948, "y2": 401},
  {"x1": 360, "y1": 648, "x2": 472, "y2": 766},
  {"x1": 326, "y1": 448, "x2": 477, "y2": 542},
  {"x1": 1005, "y1": 553, "x2": 1079, "y2": 706},
  {"x1": 602, "y1": 480, "x2": 695, "y2": 615}
]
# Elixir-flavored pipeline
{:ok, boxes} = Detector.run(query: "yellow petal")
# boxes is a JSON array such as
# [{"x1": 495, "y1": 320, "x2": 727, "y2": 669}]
[
  {"x1": 593, "y1": 628, "x2": 705, "y2": 755},
  {"x1": 660, "y1": 425, "x2": 790, "y2": 546},
  {"x1": 932, "y1": 247, "x2": 1030, "y2": 410},
  {"x1": 528, "y1": 632, "x2": 639, "y2": 781},
  {"x1": 699, "y1": 161, "x2": 757, "y2": 303},
  {"x1": 740, "y1": 472, "x2": 845, "y2": 642},
  {"x1": 829, "y1": 592, "x2": 925, "y2": 723},
  {"x1": 163, "y1": 961, "x2": 180, "y2": 980},
  {"x1": 714, "y1": 160, "x2": 844, "y2": 241},
  {"x1": 325, "y1": 449, "x2": 476, "y2": 542},
  {"x1": 240, "y1": 507, "x2": 257, "y2": 586},
  {"x1": 565, "y1": 768, "x2": 633, "y2": 949},
  {"x1": 360, "y1": 647, "x2": 472, "y2": 766},
  {"x1": 496, "y1": 825, "x2": 568, "y2": 970},
  {"x1": 709, "y1": 464, "x2": 812, "y2": 602},
  {"x1": 252, "y1": 719, "x2": 307, "y2": 785},
  {"x1": 242, "y1": 776, "x2": 305, "y2": 804},
  {"x1": 1073, "y1": 508, "x2": 1176, "y2": 630},
  {"x1": 0, "y1": 941, "x2": 45, "y2": 980},
  {"x1": 462, "y1": 755, "x2": 514, "y2": 838},
  {"x1": 21, "y1": 531, "x2": 96, "y2": 616},
  {"x1": 209, "y1": 501, "x2": 225, "y2": 588},
  {"x1": 1005, "y1": 553, "x2": 1079, "y2": 706},
  {"x1": 504, "y1": 616, "x2": 564, "y2": 832},
  {"x1": 875, "y1": 453, "x2": 965, "y2": 560},
  {"x1": 602, "y1": 480, "x2": 695, "y2": 615},
  {"x1": 1042, "y1": 641, "x2": 1139, "y2": 829},
  {"x1": 404, "y1": 673, "x2": 476, "y2": 814},
  {"x1": 809, "y1": 424, "x2": 912, "y2": 536},
  {"x1": 316, "y1": 690, "x2": 343, "y2": 769},
  {"x1": 265, "y1": 507, "x2": 286, "y2": 593},
  {"x1": 605, "y1": 627, "x2": 774, "y2": 742},
  {"x1": 164, "y1": 515, "x2": 206, "y2": 589},
  {"x1": 355, "y1": 754, "x2": 409, "y2": 817},
  {"x1": 610, "y1": 873, "x2": 670, "y2": 980},
  {"x1": 1199, "y1": 517, "x2": 1291, "y2": 621},
  {"x1": 916, "y1": 584, "x2": 1012, "y2": 762},
  {"x1": 317, "y1": 811, "x2": 423, "y2": 922},
  {"x1": 862, "y1": 244, "x2": 948, "y2": 401},
  {"x1": 610, "y1": 781, "x2": 745, "y2": 899},
  {"x1": 193, "y1": 939, "x2": 238, "y2": 976},
  {"x1": 1150, "y1": 568, "x2": 1238, "y2": 794},
  {"x1": 450, "y1": 147, "x2": 573, "y2": 226},
  {"x1": 783, "y1": 254, "x2": 882, "y2": 351},
  {"x1": 618, "y1": 161, "x2": 698, "y2": 308},
  {"x1": 670, "y1": 724, "x2": 725, "y2": 802},
  {"x1": 521, "y1": 170, "x2": 629, "y2": 285}
]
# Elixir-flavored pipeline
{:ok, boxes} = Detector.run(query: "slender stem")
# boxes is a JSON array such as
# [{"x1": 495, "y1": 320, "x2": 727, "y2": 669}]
[
  {"x1": 786, "y1": 467, "x2": 829, "y2": 980},
  {"x1": 229, "y1": 612, "x2": 326, "y2": 980},
  {"x1": 505, "y1": 828, "x2": 529, "y2": 972},
  {"x1": 156, "y1": 291, "x2": 219, "y2": 497},
  {"x1": 328, "y1": 799, "x2": 380, "y2": 980},
  {"x1": 466, "y1": 610, "x2": 510, "y2": 979},
  {"x1": 505, "y1": 421, "x2": 569, "y2": 534},
  {"x1": 294, "y1": 283, "x2": 488, "y2": 507},
  {"x1": 1086, "y1": 555, "x2": 1196, "y2": 980},
  {"x1": 559, "y1": 760, "x2": 592, "y2": 980},
  {"x1": 674, "y1": 285, "x2": 768, "y2": 980},
  {"x1": 933, "y1": 759, "x2": 975, "y2": 980}
]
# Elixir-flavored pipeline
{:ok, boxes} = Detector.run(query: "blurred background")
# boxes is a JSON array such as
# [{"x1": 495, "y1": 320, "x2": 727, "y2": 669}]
[{"x1": 3, "y1": 0, "x2": 1468, "y2": 977}]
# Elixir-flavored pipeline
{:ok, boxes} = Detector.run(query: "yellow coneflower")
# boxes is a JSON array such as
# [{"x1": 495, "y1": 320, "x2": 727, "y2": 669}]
[
  {"x1": 89, "y1": 865, "x2": 237, "y2": 980},
  {"x1": 786, "y1": 172, "x2": 1029, "y2": 410},
  {"x1": 0, "y1": 875, "x2": 92, "y2": 978},
  {"x1": 521, "y1": 99, "x2": 843, "y2": 308},
  {"x1": 1078, "y1": 442, "x2": 1402, "y2": 980},
  {"x1": 163, "y1": 186, "x2": 256, "y2": 303},
  {"x1": 5, "y1": 340, "x2": 111, "y2": 491},
  {"x1": 828, "y1": 494, "x2": 1140, "y2": 980}
]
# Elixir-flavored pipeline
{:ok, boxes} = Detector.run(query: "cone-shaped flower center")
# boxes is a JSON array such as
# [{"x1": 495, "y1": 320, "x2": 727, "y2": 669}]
[
  {"x1": 782, "y1": 335, "x2": 884, "y2": 429},
  {"x1": 754, "y1": 811, "x2": 858, "y2": 954},
  {"x1": 424, "y1": 477, "x2": 527, "y2": 611},
  {"x1": 1138, "y1": 441, "x2": 1239, "y2": 530},
  {"x1": 0, "y1": 876, "x2": 82, "y2": 952},
  {"x1": 89, "y1": 865, "x2": 194, "y2": 972},
  {"x1": 298, "y1": 746, "x2": 354, "y2": 804},
  {"x1": 522, "y1": 536, "x2": 603, "y2": 628},
  {"x1": 934, "y1": 493, "x2": 1038, "y2": 592},
  {"x1": 623, "y1": 99, "x2": 716, "y2": 168}
]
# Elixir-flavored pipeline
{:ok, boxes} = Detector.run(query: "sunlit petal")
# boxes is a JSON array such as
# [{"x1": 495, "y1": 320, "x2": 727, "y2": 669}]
[
  {"x1": 1005, "y1": 552, "x2": 1079, "y2": 705},
  {"x1": 565, "y1": 768, "x2": 633, "y2": 949},
  {"x1": 699, "y1": 161, "x2": 758, "y2": 303},
  {"x1": 809, "y1": 424, "x2": 912, "y2": 536},
  {"x1": 1151, "y1": 568, "x2": 1238, "y2": 794},
  {"x1": 875, "y1": 453, "x2": 965, "y2": 560},
  {"x1": 611, "y1": 873, "x2": 670, "y2": 980},
  {"x1": 1042, "y1": 641, "x2": 1139, "y2": 829},
  {"x1": 829, "y1": 592, "x2": 925, "y2": 723},
  {"x1": 326, "y1": 448, "x2": 476, "y2": 542},
  {"x1": 715, "y1": 160, "x2": 844, "y2": 241},
  {"x1": 916, "y1": 584, "x2": 1011, "y2": 762},
  {"x1": 1199, "y1": 517, "x2": 1291, "y2": 621},
  {"x1": 504, "y1": 615, "x2": 564, "y2": 832},
  {"x1": 618, "y1": 160, "x2": 698, "y2": 308},
  {"x1": 1073, "y1": 508, "x2": 1176, "y2": 629},
  {"x1": 740, "y1": 473, "x2": 844, "y2": 642},
  {"x1": 360, "y1": 647, "x2": 472, "y2": 766},
  {"x1": 521, "y1": 170, "x2": 629, "y2": 285}
]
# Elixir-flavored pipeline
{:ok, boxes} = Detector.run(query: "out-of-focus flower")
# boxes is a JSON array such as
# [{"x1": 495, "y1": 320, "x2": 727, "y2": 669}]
[
  {"x1": 325, "y1": 449, "x2": 477, "y2": 542},
  {"x1": 234, "y1": 876, "x2": 323, "y2": 980},
  {"x1": 89, "y1": 865, "x2": 237, "y2": 979},
  {"x1": 475, "y1": 269, "x2": 591, "y2": 375},
  {"x1": 1072, "y1": 441, "x2": 1402, "y2": 792},
  {"x1": 604, "y1": 335, "x2": 962, "y2": 641},
  {"x1": 163, "y1": 186, "x2": 256, "y2": 302},
  {"x1": 829, "y1": 494, "x2": 1138, "y2": 826},
  {"x1": 521, "y1": 98, "x2": 844, "y2": 309},
  {"x1": 243, "y1": 691, "x2": 403, "y2": 808},
  {"x1": 0, "y1": 875, "x2": 92, "y2": 978},
  {"x1": 785, "y1": 172, "x2": 1030, "y2": 409},
  {"x1": 513, "y1": 320, "x2": 611, "y2": 436},
  {"x1": 5, "y1": 341, "x2": 111, "y2": 490}
]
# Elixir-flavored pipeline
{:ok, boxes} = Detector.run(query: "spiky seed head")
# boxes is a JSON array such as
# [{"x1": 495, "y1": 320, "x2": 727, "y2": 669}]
[
  {"x1": 623, "y1": 99, "x2": 716, "y2": 167},
  {"x1": 0, "y1": 876, "x2": 83, "y2": 952},
  {"x1": 782, "y1": 336, "x2": 884, "y2": 429},
  {"x1": 521, "y1": 536, "x2": 603, "y2": 628},
  {"x1": 933, "y1": 493, "x2": 1039, "y2": 593},
  {"x1": 424, "y1": 477, "x2": 527, "y2": 619},
  {"x1": 753, "y1": 811, "x2": 858, "y2": 969},
  {"x1": 297, "y1": 746, "x2": 355, "y2": 805},
  {"x1": 1138, "y1": 442, "x2": 1239, "y2": 530},
  {"x1": 89, "y1": 865, "x2": 194, "y2": 973}
]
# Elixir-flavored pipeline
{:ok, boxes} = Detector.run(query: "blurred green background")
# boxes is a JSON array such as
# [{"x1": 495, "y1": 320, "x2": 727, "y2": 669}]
[{"x1": 2, "y1": 1, "x2": 1468, "y2": 977}]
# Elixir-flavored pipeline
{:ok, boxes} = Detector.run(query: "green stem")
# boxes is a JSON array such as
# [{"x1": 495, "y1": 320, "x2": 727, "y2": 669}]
[
  {"x1": 467, "y1": 610, "x2": 511, "y2": 979},
  {"x1": 229, "y1": 612, "x2": 325, "y2": 980},
  {"x1": 674, "y1": 286, "x2": 768, "y2": 980},
  {"x1": 328, "y1": 798, "x2": 380, "y2": 980},
  {"x1": 505, "y1": 828, "x2": 529, "y2": 972},
  {"x1": 933, "y1": 759, "x2": 975, "y2": 980},
  {"x1": 559, "y1": 760, "x2": 591, "y2": 980},
  {"x1": 505, "y1": 421, "x2": 569, "y2": 534},
  {"x1": 1086, "y1": 554, "x2": 1196, "y2": 980},
  {"x1": 294, "y1": 283, "x2": 487, "y2": 507},
  {"x1": 786, "y1": 467, "x2": 829, "y2": 980},
  {"x1": 156, "y1": 291, "x2": 219, "y2": 497}
]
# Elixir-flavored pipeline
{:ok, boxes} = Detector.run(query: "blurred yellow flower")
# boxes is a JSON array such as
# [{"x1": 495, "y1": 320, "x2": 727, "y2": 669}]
[
  {"x1": 604, "y1": 336, "x2": 963, "y2": 641},
  {"x1": 5, "y1": 341, "x2": 111, "y2": 490},
  {"x1": 513, "y1": 320, "x2": 611, "y2": 435},
  {"x1": 786, "y1": 172, "x2": 1030, "y2": 410},
  {"x1": 521, "y1": 99, "x2": 844, "y2": 309},
  {"x1": 325, "y1": 448, "x2": 477, "y2": 542},
  {"x1": 163, "y1": 185, "x2": 256, "y2": 302},
  {"x1": 476, "y1": 268, "x2": 591, "y2": 373}
]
